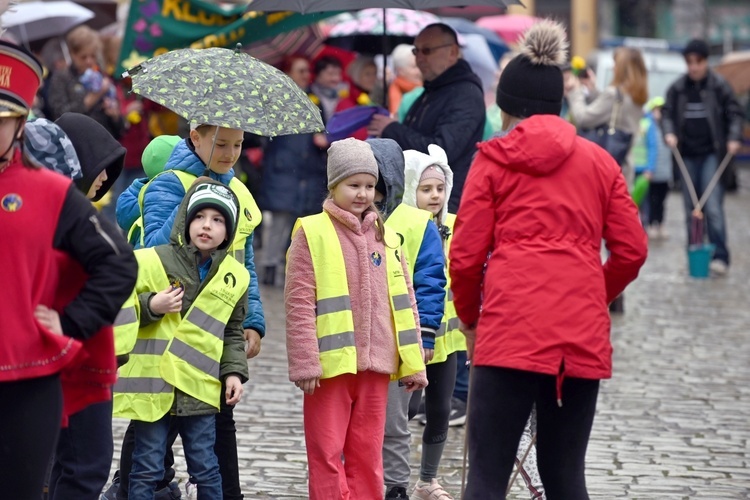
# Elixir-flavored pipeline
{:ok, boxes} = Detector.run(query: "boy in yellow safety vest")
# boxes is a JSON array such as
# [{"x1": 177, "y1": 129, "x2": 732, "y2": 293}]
[{"x1": 113, "y1": 180, "x2": 249, "y2": 498}]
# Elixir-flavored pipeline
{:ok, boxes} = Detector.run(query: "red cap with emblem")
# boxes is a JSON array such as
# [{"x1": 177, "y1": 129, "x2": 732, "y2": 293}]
[{"x1": 0, "y1": 40, "x2": 43, "y2": 117}]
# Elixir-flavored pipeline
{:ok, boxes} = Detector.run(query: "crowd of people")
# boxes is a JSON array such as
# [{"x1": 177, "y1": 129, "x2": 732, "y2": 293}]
[{"x1": 0, "y1": 10, "x2": 745, "y2": 500}]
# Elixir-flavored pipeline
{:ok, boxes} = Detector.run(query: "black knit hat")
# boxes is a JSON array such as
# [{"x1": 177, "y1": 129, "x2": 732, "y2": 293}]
[
  {"x1": 185, "y1": 181, "x2": 239, "y2": 249},
  {"x1": 496, "y1": 20, "x2": 568, "y2": 118},
  {"x1": 682, "y1": 39, "x2": 709, "y2": 59}
]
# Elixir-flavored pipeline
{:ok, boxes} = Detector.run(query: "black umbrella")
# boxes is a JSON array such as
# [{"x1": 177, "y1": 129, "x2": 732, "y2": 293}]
[{"x1": 246, "y1": 0, "x2": 518, "y2": 14}]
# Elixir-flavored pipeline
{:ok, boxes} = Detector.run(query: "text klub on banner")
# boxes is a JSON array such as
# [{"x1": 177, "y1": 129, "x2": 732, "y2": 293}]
[{"x1": 117, "y1": 0, "x2": 332, "y2": 77}]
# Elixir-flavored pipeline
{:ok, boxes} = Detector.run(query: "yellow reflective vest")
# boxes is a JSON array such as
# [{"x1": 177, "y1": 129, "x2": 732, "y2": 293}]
[
  {"x1": 441, "y1": 213, "x2": 465, "y2": 355},
  {"x1": 131, "y1": 170, "x2": 262, "y2": 263},
  {"x1": 386, "y1": 204, "x2": 450, "y2": 365},
  {"x1": 293, "y1": 212, "x2": 425, "y2": 381},
  {"x1": 113, "y1": 247, "x2": 249, "y2": 422}
]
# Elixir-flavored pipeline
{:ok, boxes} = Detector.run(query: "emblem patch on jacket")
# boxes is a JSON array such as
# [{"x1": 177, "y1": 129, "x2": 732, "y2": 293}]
[
  {"x1": 371, "y1": 251, "x2": 382, "y2": 267},
  {"x1": 1, "y1": 193, "x2": 22, "y2": 212}
]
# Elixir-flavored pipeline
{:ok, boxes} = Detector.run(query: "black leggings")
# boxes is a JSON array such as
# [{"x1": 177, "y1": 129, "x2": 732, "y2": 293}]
[
  {"x1": 465, "y1": 366, "x2": 599, "y2": 500},
  {"x1": 0, "y1": 375, "x2": 63, "y2": 499},
  {"x1": 648, "y1": 181, "x2": 670, "y2": 225},
  {"x1": 422, "y1": 352, "x2": 457, "y2": 444}
]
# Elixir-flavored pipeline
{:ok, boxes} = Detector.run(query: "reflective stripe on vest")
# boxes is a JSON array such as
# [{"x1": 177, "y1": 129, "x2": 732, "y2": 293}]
[
  {"x1": 113, "y1": 247, "x2": 249, "y2": 422},
  {"x1": 114, "y1": 248, "x2": 177, "y2": 422},
  {"x1": 441, "y1": 213, "x2": 466, "y2": 355},
  {"x1": 113, "y1": 299, "x2": 139, "y2": 357},
  {"x1": 133, "y1": 170, "x2": 262, "y2": 256},
  {"x1": 387, "y1": 204, "x2": 450, "y2": 364},
  {"x1": 294, "y1": 213, "x2": 425, "y2": 381}
]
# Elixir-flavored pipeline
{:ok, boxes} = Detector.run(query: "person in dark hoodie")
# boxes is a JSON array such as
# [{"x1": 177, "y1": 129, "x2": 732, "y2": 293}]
[
  {"x1": 367, "y1": 23, "x2": 486, "y2": 212},
  {"x1": 365, "y1": 138, "x2": 447, "y2": 500},
  {"x1": 450, "y1": 21, "x2": 647, "y2": 498},
  {"x1": 25, "y1": 114, "x2": 133, "y2": 500}
]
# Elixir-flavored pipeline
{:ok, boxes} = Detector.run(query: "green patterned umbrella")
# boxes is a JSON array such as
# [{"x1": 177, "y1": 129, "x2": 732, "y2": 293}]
[{"x1": 123, "y1": 45, "x2": 324, "y2": 136}]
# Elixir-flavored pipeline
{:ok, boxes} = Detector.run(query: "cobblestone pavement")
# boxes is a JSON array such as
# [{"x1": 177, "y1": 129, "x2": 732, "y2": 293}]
[{"x1": 111, "y1": 170, "x2": 750, "y2": 499}]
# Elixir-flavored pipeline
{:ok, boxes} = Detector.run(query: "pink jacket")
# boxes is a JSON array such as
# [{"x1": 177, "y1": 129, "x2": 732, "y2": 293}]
[{"x1": 285, "y1": 199, "x2": 427, "y2": 387}]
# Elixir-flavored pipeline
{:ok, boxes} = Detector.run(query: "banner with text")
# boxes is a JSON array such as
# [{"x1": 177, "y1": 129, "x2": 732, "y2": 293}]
[{"x1": 117, "y1": 0, "x2": 336, "y2": 77}]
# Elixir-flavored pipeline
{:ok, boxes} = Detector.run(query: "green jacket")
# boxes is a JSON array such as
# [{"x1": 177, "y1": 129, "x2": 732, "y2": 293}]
[{"x1": 138, "y1": 181, "x2": 249, "y2": 416}]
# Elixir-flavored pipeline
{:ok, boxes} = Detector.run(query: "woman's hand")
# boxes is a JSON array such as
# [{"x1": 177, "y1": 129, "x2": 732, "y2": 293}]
[
  {"x1": 149, "y1": 286, "x2": 184, "y2": 315},
  {"x1": 459, "y1": 320, "x2": 476, "y2": 362},
  {"x1": 295, "y1": 377, "x2": 320, "y2": 395},
  {"x1": 34, "y1": 305, "x2": 63, "y2": 335},
  {"x1": 225, "y1": 375, "x2": 244, "y2": 405}
]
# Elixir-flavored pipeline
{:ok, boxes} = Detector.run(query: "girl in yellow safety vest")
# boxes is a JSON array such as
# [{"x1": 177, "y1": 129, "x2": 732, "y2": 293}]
[
  {"x1": 285, "y1": 138, "x2": 428, "y2": 500},
  {"x1": 400, "y1": 144, "x2": 463, "y2": 499}
]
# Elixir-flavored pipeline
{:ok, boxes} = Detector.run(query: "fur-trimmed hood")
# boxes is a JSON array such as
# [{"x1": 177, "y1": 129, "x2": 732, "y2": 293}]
[{"x1": 402, "y1": 144, "x2": 454, "y2": 224}]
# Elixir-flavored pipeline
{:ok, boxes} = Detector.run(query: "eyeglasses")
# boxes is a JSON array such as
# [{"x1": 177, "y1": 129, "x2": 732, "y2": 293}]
[{"x1": 412, "y1": 43, "x2": 454, "y2": 56}]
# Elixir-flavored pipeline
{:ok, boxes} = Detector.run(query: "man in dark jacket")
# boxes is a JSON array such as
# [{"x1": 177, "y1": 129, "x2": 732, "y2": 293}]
[
  {"x1": 367, "y1": 23, "x2": 486, "y2": 212},
  {"x1": 663, "y1": 39, "x2": 745, "y2": 275}
]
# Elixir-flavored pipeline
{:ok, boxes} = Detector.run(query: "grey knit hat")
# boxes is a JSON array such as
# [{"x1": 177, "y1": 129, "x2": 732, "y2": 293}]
[{"x1": 327, "y1": 138, "x2": 379, "y2": 189}]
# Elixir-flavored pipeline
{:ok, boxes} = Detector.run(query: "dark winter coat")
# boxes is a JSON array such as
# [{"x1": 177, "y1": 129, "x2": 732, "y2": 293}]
[
  {"x1": 258, "y1": 133, "x2": 327, "y2": 216},
  {"x1": 662, "y1": 71, "x2": 744, "y2": 157},
  {"x1": 381, "y1": 59, "x2": 486, "y2": 212},
  {"x1": 46, "y1": 66, "x2": 125, "y2": 139}
]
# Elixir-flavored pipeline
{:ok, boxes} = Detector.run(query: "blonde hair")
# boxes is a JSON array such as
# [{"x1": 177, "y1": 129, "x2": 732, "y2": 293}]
[
  {"x1": 325, "y1": 192, "x2": 386, "y2": 242},
  {"x1": 612, "y1": 47, "x2": 648, "y2": 106},
  {"x1": 66, "y1": 26, "x2": 101, "y2": 55}
]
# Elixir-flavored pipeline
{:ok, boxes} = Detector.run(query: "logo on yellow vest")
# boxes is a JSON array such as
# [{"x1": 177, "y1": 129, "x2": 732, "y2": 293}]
[
  {"x1": 224, "y1": 272, "x2": 236, "y2": 288},
  {"x1": 1, "y1": 193, "x2": 22, "y2": 212}
]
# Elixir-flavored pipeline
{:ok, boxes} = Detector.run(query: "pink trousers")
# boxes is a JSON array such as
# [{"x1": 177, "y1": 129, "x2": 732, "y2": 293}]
[{"x1": 304, "y1": 370, "x2": 390, "y2": 500}]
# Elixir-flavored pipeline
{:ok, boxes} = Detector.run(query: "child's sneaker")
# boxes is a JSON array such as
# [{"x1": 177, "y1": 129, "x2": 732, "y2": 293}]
[
  {"x1": 447, "y1": 397, "x2": 467, "y2": 427},
  {"x1": 185, "y1": 479, "x2": 198, "y2": 499},
  {"x1": 410, "y1": 479, "x2": 454, "y2": 499}
]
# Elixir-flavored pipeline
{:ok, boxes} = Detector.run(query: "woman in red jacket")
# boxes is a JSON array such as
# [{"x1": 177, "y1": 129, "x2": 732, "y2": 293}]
[{"x1": 449, "y1": 21, "x2": 647, "y2": 499}]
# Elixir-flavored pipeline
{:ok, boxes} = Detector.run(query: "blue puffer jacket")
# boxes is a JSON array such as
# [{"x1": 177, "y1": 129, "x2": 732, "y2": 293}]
[
  {"x1": 367, "y1": 138, "x2": 446, "y2": 349},
  {"x1": 116, "y1": 176, "x2": 147, "y2": 246},
  {"x1": 141, "y1": 138, "x2": 266, "y2": 336}
]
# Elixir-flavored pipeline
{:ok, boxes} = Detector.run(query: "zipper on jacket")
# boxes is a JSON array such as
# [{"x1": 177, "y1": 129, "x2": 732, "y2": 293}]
[{"x1": 90, "y1": 214, "x2": 121, "y2": 256}]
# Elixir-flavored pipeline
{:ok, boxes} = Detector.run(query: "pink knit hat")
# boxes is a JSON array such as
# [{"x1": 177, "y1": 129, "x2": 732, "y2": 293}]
[{"x1": 419, "y1": 165, "x2": 446, "y2": 184}]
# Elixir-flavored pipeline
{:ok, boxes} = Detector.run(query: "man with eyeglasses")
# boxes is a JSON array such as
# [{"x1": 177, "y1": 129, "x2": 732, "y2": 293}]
[{"x1": 368, "y1": 23, "x2": 485, "y2": 213}]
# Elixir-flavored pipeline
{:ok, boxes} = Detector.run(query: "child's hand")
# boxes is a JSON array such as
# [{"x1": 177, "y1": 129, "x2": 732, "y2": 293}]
[
  {"x1": 295, "y1": 377, "x2": 320, "y2": 395},
  {"x1": 34, "y1": 305, "x2": 63, "y2": 335},
  {"x1": 149, "y1": 286, "x2": 184, "y2": 315},
  {"x1": 225, "y1": 375, "x2": 244, "y2": 405},
  {"x1": 423, "y1": 348, "x2": 434, "y2": 364},
  {"x1": 402, "y1": 377, "x2": 427, "y2": 393}
]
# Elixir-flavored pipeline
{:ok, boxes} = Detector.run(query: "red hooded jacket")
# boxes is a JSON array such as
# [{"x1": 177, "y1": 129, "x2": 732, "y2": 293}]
[{"x1": 450, "y1": 115, "x2": 647, "y2": 381}]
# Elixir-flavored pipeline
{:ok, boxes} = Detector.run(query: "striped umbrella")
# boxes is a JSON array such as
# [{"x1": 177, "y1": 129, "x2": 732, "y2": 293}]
[{"x1": 247, "y1": 24, "x2": 327, "y2": 67}]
